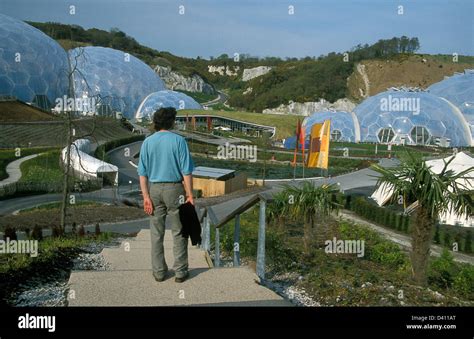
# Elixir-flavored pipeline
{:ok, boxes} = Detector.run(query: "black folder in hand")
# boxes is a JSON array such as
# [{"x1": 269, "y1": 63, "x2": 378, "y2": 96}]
[{"x1": 179, "y1": 202, "x2": 202, "y2": 246}]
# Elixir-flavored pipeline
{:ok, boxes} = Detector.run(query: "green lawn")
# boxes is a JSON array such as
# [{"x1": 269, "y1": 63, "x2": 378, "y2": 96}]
[
  {"x1": 19, "y1": 150, "x2": 63, "y2": 183},
  {"x1": 176, "y1": 90, "x2": 218, "y2": 104},
  {"x1": 179, "y1": 109, "x2": 301, "y2": 139},
  {"x1": 0, "y1": 147, "x2": 57, "y2": 181}
]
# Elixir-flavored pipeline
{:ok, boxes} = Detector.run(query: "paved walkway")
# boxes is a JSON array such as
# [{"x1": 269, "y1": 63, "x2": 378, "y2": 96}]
[
  {"x1": 68, "y1": 227, "x2": 291, "y2": 306},
  {"x1": 339, "y1": 210, "x2": 474, "y2": 265},
  {"x1": 0, "y1": 153, "x2": 40, "y2": 187}
]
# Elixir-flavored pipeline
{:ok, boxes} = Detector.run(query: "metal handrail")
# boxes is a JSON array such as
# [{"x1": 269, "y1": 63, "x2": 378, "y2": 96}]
[{"x1": 199, "y1": 192, "x2": 274, "y2": 280}]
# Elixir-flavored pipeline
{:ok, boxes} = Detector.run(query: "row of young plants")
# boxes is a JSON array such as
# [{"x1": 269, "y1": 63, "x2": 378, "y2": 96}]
[
  {"x1": 0, "y1": 179, "x2": 102, "y2": 200},
  {"x1": 2, "y1": 221, "x2": 103, "y2": 241},
  {"x1": 346, "y1": 195, "x2": 473, "y2": 254}
]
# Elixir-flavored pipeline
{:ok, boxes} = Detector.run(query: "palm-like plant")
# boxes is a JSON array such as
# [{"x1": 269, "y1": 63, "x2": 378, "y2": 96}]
[
  {"x1": 267, "y1": 191, "x2": 291, "y2": 230},
  {"x1": 283, "y1": 181, "x2": 341, "y2": 254},
  {"x1": 372, "y1": 152, "x2": 473, "y2": 285}
]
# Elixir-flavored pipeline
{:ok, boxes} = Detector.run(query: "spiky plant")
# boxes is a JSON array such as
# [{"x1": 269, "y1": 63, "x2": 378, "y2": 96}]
[
  {"x1": 282, "y1": 181, "x2": 341, "y2": 254},
  {"x1": 267, "y1": 190, "x2": 291, "y2": 231}
]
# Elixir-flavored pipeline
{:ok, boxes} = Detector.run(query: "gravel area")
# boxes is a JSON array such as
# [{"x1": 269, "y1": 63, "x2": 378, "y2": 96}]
[
  {"x1": 210, "y1": 250, "x2": 320, "y2": 307},
  {"x1": 264, "y1": 271, "x2": 321, "y2": 307},
  {"x1": 9, "y1": 238, "x2": 121, "y2": 307}
]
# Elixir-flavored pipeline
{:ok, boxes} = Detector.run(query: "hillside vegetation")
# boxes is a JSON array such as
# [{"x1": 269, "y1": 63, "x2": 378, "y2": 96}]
[
  {"x1": 347, "y1": 54, "x2": 474, "y2": 101},
  {"x1": 29, "y1": 21, "x2": 474, "y2": 113}
]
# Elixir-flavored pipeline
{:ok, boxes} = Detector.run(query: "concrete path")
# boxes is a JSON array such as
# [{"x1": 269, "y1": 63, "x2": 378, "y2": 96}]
[
  {"x1": 0, "y1": 153, "x2": 40, "y2": 187},
  {"x1": 339, "y1": 210, "x2": 474, "y2": 265},
  {"x1": 67, "y1": 226, "x2": 291, "y2": 306}
]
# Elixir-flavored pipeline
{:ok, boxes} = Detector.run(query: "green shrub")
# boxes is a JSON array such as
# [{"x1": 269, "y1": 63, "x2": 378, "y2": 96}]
[
  {"x1": 464, "y1": 230, "x2": 472, "y2": 253},
  {"x1": 95, "y1": 223, "x2": 101, "y2": 236},
  {"x1": 428, "y1": 249, "x2": 456, "y2": 289},
  {"x1": 31, "y1": 225, "x2": 43, "y2": 241},
  {"x1": 402, "y1": 215, "x2": 410, "y2": 233},
  {"x1": 433, "y1": 225, "x2": 441, "y2": 244},
  {"x1": 367, "y1": 241, "x2": 408, "y2": 268},
  {"x1": 51, "y1": 226, "x2": 62, "y2": 238},
  {"x1": 3, "y1": 226, "x2": 17, "y2": 241},
  {"x1": 443, "y1": 232, "x2": 452, "y2": 249},
  {"x1": 452, "y1": 265, "x2": 474, "y2": 299},
  {"x1": 389, "y1": 212, "x2": 397, "y2": 229},
  {"x1": 383, "y1": 210, "x2": 391, "y2": 228},
  {"x1": 77, "y1": 225, "x2": 85, "y2": 237}
]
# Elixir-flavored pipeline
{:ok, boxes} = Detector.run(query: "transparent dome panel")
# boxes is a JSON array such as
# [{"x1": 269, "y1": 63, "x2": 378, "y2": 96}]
[
  {"x1": 354, "y1": 90, "x2": 472, "y2": 146},
  {"x1": 0, "y1": 13, "x2": 69, "y2": 107},
  {"x1": 69, "y1": 46, "x2": 166, "y2": 118},
  {"x1": 135, "y1": 90, "x2": 202, "y2": 120},
  {"x1": 302, "y1": 111, "x2": 357, "y2": 142}
]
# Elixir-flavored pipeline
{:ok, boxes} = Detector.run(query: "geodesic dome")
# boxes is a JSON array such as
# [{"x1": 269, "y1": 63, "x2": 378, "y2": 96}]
[
  {"x1": 69, "y1": 46, "x2": 165, "y2": 118},
  {"x1": 0, "y1": 13, "x2": 69, "y2": 110},
  {"x1": 354, "y1": 89, "x2": 473, "y2": 147},
  {"x1": 428, "y1": 70, "x2": 474, "y2": 141},
  {"x1": 135, "y1": 90, "x2": 202, "y2": 121},
  {"x1": 302, "y1": 110, "x2": 359, "y2": 142}
]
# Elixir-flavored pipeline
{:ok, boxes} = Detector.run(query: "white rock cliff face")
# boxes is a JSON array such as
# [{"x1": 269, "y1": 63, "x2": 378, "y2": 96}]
[
  {"x1": 207, "y1": 65, "x2": 240, "y2": 76},
  {"x1": 154, "y1": 65, "x2": 215, "y2": 94},
  {"x1": 262, "y1": 98, "x2": 356, "y2": 116},
  {"x1": 242, "y1": 66, "x2": 273, "y2": 81}
]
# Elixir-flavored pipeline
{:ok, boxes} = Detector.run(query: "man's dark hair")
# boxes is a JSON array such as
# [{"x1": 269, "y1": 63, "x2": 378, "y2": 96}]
[{"x1": 153, "y1": 107, "x2": 177, "y2": 131}]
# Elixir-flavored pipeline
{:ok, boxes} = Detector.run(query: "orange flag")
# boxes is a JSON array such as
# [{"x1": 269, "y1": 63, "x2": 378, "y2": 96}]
[{"x1": 306, "y1": 120, "x2": 331, "y2": 169}]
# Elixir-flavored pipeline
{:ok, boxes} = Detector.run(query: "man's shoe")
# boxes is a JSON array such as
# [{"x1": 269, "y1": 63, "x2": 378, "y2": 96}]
[
  {"x1": 153, "y1": 272, "x2": 168, "y2": 282},
  {"x1": 175, "y1": 272, "x2": 189, "y2": 283}
]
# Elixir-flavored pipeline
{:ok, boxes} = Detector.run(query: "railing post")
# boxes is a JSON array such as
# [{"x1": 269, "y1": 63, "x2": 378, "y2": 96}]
[
  {"x1": 233, "y1": 214, "x2": 241, "y2": 267},
  {"x1": 257, "y1": 198, "x2": 266, "y2": 280},
  {"x1": 201, "y1": 215, "x2": 210, "y2": 251},
  {"x1": 214, "y1": 227, "x2": 220, "y2": 267}
]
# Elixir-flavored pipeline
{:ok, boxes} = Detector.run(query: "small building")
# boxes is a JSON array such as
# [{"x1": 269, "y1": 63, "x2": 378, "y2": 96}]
[{"x1": 192, "y1": 166, "x2": 247, "y2": 197}]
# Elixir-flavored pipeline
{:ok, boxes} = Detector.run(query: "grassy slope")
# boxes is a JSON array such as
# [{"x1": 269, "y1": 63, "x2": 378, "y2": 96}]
[
  {"x1": 19, "y1": 150, "x2": 62, "y2": 183},
  {"x1": 0, "y1": 118, "x2": 133, "y2": 148},
  {"x1": 347, "y1": 54, "x2": 474, "y2": 101},
  {"x1": 179, "y1": 109, "x2": 300, "y2": 139},
  {"x1": 0, "y1": 148, "x2": 57, "y2": 181}
]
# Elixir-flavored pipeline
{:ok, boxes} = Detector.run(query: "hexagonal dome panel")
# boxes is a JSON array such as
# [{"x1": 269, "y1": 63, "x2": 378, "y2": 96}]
[
  {"x1": 428, "y1": 70, "x2": 474, "y2": 140},
  {"x1": 69, "y1": 46, "x2": 166, "y2": 118},
  {"x1": 135, "y1": 90, "x2": 202, "y2": 121},
  {"x1": 302, "y1": 110, "x2": 358, "y2": 142},
  {"x1": 354, "y1": 89, "x2": 472, "y2": 146},
  {"x1": 0, "y1": 13, "x2": 69, "y2": 108}
]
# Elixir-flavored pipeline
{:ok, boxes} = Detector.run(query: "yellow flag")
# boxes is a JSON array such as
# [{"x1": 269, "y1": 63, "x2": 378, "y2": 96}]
[{"x1": 306, "y1": 120, "x2": 331, "y2": 169}]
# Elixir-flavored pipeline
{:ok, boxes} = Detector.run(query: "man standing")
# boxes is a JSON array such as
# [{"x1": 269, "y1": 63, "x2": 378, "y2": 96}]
[{"x1": 138, "y1": 107, "x2": 194, "y2": 283}]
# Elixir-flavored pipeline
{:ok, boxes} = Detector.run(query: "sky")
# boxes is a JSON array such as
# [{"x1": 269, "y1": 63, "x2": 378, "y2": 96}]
[{"x1": 1, "y1": 0, "x2": 473, "y2": 59}]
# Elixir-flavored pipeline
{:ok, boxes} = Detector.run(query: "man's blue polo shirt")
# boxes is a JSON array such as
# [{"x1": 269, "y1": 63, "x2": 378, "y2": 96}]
[{"x1": 137, "y1": 131, "x2": 194, "y2": 182}]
